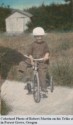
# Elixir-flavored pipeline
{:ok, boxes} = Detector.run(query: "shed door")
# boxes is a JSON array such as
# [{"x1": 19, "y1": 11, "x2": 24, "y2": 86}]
[
  {"x1": 10, "y1": 17, "x2": 24, "y2": 32},
  {"x1": 15, "y1": 17, "x2": 24, "y2": 32}
]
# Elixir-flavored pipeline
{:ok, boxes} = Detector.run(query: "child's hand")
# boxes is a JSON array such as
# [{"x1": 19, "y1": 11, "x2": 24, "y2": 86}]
[
  {"x1": 43, "y1": 56, "x2": 49, "y2": 61},
  {"x1": 43, "y1": 53, "x2": 50, "y2": 61}
]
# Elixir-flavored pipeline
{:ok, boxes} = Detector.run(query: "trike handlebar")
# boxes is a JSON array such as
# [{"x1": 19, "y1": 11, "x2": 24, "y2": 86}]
[{"x1": 24, "y1": 55, "x2": 44, "y2": 62}]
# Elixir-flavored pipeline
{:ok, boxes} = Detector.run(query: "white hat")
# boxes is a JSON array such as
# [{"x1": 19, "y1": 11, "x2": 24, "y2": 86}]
[{"x1": 32, "y1": 27, "x2": 45, "y2": 36}]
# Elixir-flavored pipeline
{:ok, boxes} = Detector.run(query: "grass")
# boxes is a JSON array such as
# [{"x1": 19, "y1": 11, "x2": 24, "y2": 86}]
[
  {"x1": 0, "y1": 32, "x2": 73, "y2": 115},
  {"x1": 1, "y1": 98, "x2": 12, "y2": 115},
  {"x1": 0, "y1": 32, "x2": 73, "y2": 87},
  {"x1": 50, "y1": 59, "x2": 73, "y2": 87}
]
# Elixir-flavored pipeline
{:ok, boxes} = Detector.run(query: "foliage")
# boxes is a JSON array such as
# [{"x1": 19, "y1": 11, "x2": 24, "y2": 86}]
[
  {"x1": 0, "y1": 2, "x2": 73, "y2": 32},
  {"x1": 51, "y1": 59, "x2": 73, "y2": 87},
  {"x1": 0, "y1": 32, "x2": 73, "y2": 87},
  {"x1": 0, "y1": 5, "x2": 11, "y2": 31},
  {"x1": 1, "y1": 99, "x2": 11, "y2": 115},
  {"x1": 27, "y1": 3, "x2": 73, "y2": 31}
]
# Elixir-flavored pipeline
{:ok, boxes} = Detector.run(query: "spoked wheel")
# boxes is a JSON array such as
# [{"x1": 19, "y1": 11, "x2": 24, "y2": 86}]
[
  {"x1": 33, "y1": 75, "x2": 41, "y2": 103},
  {"x1": 50, "y1": 76, "x2": 54, "y2": 92}
]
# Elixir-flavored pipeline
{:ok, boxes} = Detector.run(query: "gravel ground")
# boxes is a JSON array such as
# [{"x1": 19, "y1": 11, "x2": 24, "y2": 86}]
[{"x1": 1, "y1": 80, "x2": 73, "y2": 115}]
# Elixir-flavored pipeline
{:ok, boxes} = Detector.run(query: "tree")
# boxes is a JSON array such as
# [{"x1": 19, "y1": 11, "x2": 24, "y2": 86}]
[
  {"x1": 0, "y1": 6, "x2": 11, "y2": 31},
  {"x1": 65, "y1": 0, "x2": 72, "y2": 2},
  {"x1": 65, "y1": 0, "x2": 73, "y2": 20},
  {"x1": 1, "y1": 3, "x2": 5, "y2": 7}
]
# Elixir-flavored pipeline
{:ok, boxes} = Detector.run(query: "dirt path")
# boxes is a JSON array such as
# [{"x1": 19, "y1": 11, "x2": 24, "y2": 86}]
[{"x1": 1, "y1": 80, "x2": 73, "y2": 115}]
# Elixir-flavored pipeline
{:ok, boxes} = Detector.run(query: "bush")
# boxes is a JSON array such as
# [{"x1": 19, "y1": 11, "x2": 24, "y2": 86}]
[
  {"x1": 55, "y1": 40, "x2": 73, "y2": 57},
  {"x1": 59, "y1": 41, "x2": 73, "y2": 51},
  {"x1": 1, "y1": 99, "x2": 11, "y2": 115},
  {"x1": 59, "y1": 41, "x2": 71, "y2": 51},
  {"x1": 51, "y1": 60, "x2": 73, "y2": 87}
]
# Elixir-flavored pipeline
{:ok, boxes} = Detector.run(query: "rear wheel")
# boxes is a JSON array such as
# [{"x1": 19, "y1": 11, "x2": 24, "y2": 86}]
[
  {"x1": 50, "y1": 76, "x2": 54, "y2": 92},
  {"x1": 33, "y1": 75, "x2": 41, "y2": 103}
]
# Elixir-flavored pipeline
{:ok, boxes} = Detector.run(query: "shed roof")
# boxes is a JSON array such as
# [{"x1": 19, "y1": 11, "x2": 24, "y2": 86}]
[
  {"x1": 11, "y1": 9, "x2": 33, "y2": 17},
  {"x1": 6, "y1": 9, "x2": 33, "y2": 20}
]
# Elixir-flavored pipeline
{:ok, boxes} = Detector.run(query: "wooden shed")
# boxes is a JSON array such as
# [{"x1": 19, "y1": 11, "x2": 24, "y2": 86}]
[{"x1": 5, "y1": 10, "x2": 32, "y2": 33}]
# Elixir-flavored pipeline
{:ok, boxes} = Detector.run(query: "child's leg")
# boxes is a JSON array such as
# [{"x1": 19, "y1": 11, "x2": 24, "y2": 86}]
[{"x1": 38, "y1": 67, "x2": 47, "y2": 91}]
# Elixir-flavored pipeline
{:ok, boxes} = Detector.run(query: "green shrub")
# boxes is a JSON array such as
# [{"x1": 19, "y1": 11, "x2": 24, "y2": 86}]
[
  {"x1": 51, "y1": 60, "x2": 73, "y2": 87},
  {"x1": 1, "y1": 99, "x2": 11, "y2": 115},
  {"x1": 60, "y1": 41, "x2": 70, "y2": 50},
  {"x1": 55, "y1": 41, "x2": 73, "y2": 54},
  {"x1": 55, "y1": 40, "x2": 73, "y2": 57}
]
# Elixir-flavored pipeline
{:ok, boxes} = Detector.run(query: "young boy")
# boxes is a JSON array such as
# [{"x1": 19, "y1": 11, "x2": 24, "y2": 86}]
[{"x1": 27, "y1": 27, "x2": 50, "y2": 92}]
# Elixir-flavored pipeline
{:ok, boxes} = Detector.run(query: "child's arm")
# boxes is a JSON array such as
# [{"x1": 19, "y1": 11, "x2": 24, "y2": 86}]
[
  {"x1": 43, "y1": 52, "x2": 50, "y2": 61},
  {"x1": 43, "y1": 41, "x2": 50, "y2": 62}
]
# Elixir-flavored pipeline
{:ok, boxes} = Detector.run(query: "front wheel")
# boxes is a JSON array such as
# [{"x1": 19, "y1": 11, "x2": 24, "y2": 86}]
[{"x1": 33, "y1": 74, "x2": 41, "y2": 103}]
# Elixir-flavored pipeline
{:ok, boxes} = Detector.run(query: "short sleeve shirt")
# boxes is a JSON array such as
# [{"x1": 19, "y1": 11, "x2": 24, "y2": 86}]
[{"x1": 27, "y1": 41, "x2": 49, "y2": 59}]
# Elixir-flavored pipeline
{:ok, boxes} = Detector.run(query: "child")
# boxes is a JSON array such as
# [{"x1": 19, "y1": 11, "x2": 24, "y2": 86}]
[{"x1": 27, "y1": 27, "x2": 50, "y2": 92}]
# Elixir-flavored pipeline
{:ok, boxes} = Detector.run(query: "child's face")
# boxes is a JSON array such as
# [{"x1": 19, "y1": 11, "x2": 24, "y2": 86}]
[{"x1": 34, "y1": 35, "x2": 43, "y2": 42}]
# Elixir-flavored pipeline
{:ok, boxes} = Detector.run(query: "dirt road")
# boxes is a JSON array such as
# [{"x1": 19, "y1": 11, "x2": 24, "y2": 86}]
[{"x1": 1, "y1": 80, "x2": 73, "y2": 115}]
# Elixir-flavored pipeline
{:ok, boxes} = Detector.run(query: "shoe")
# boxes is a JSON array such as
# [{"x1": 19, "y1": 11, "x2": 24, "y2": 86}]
[{"x1": 43, "y1": 94, "x2": 48, "y2": 98}]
